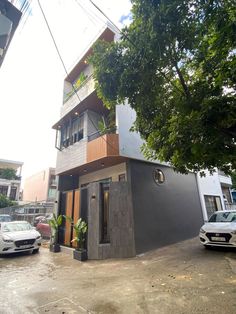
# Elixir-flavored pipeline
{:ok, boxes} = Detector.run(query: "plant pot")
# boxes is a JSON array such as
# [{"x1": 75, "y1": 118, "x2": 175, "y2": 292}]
[
  {"x1": 73, "y1": 249, "x2": 87, "y2": 261},
  {"x1": 50, "y1": 243, "x2": 60, "y2": 253}
]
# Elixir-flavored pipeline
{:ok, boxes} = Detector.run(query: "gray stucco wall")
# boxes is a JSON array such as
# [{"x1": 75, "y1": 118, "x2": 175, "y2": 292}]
[
  {"x1": 128, "y1": 160, "x2": 203, "y2": 254},
  {"x1": 87, "y1": 182, "x2": 135, "y2": 259}
]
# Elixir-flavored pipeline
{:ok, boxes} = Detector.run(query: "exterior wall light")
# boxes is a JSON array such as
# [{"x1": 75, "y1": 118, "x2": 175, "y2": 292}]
[{"x1": 153, "y1": 169, "x2": 165, "y2": 185}]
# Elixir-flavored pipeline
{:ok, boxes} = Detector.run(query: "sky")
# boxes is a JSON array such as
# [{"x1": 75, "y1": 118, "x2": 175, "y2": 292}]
[{"x1": 0, "y1": 0, "x2": 132, "y2": 187}]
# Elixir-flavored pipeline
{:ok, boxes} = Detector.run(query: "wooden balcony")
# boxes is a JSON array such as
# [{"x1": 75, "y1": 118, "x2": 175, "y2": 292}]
[{"x1": 87, "y1": 134, "x2": 119, "y2": 163}]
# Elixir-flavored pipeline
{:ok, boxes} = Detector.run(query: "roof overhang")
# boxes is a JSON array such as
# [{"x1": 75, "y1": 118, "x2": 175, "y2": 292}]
[{"x1": 65, "y1": 26, "x2": 115, "y2": 83}]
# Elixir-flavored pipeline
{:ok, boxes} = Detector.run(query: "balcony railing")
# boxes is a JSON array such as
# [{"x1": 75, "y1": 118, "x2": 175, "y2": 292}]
[
  {"x1": 88, "y1": 128, "x2": 117, "y2": 142},
  {"x1": 0, "y1": 175, "x2": 21, "y2": 181},
  {"x1": 61, "y1": 75, "x2": 95, "y2": 118},
  {"x1": 87, "y1": 133, "x2": 119, "y2": 163}
]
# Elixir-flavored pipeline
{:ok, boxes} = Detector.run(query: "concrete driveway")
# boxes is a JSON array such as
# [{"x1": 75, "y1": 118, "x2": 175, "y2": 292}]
[{"x1": 0, "y1": 238, "x2": 236, "y2": 314}]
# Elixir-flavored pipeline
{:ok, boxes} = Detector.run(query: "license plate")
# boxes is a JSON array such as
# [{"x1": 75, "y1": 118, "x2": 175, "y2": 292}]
[
  {"x1": 211, "y1": 236, "x2": 226, "y2": 242},
  {"x1": 20, "y1": 245, "x2": 32, "y2": 249}
]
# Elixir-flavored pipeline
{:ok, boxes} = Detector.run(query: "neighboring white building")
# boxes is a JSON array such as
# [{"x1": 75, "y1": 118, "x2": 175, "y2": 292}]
[
  {"x1": 0, "y1": 158, "x2": 23, "y2": 201},
  {"x1": 197, "y1": 170, "x2": 233, "y2": 221}
]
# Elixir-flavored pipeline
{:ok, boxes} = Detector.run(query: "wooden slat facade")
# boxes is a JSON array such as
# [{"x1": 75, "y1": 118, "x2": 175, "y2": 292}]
[
  {"x1": 72, "y1": 189, "x2": 80, "y2": 248},
  {"x1": 64, "y1": 191, "x2": 73, "y2": 246},
  {"x1": 87, "y1": 134, "x2": 119, "y2": 163}
]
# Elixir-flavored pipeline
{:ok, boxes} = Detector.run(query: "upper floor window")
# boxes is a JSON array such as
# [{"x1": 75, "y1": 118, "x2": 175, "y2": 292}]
[
  {"x1": 61, "y1": 123, "x2": 70, "y2": 148},
  {"x1": 0, "y1": 185, "x2": 8, "y2": 196},
  {"x1": 71, "y1": 115, "x2": 84, "y2": 144},
  {"x1": 60, "y1": 114, "x2": 84, "y2": 149}
]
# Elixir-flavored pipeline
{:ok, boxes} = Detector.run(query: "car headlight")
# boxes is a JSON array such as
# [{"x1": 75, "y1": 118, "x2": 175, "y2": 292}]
[
  {"x1": 2, "y1": 237, "x2": 13, "y2": 243},
  {"x1": 231, "y1": 230, "x2": 236, "y2": 235},
  {"x1": 36, "y1": 235, "x2": 41, "y2": 239},
  {"x1": 200, "y1": 228, "x2": 206, "y2": 234}
]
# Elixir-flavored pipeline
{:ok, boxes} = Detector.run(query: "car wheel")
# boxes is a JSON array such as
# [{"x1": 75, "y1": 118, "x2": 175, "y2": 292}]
[{"x1": 32, "y1": 248, "x2": 39, "y2": 254}]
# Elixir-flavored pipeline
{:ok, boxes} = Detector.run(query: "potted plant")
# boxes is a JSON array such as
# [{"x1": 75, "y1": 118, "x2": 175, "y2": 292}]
[
  {"x1": 71, "y1": 218, "x2": 88, "y2": 261},
  {"x1": 49, "y1": 214, "x2": 63, "y2": 253}
]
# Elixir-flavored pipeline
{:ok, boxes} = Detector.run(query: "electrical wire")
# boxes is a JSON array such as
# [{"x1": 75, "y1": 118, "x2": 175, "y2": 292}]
[
  {"x1": 87, "y1": 0, "x2": 138, "y2": 49},
  {"x1": 37, "y1": 0, "x2": 120, "y2": 154},
  {"x1": 74, "y1": 0, "x2": 104, "y2": 27}
]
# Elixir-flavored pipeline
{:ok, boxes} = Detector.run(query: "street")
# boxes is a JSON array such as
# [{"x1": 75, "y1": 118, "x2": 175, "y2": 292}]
[{"x1": 0, "y1": 238, "x2": 236, "y2": 314}]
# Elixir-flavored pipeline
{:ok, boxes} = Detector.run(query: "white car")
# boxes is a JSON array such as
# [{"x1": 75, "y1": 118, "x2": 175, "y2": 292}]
[
  {"x1": 199, "y1": 210, "x2": 236, "y2": 248},
  {"x1": 0, "y1": 221, "x2": 42, "y2": 254}
]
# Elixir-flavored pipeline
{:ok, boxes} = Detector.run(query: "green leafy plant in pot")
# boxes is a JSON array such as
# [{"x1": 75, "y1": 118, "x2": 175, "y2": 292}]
[
  {"x1": 71, "y1": 218, "x2": 88, "y2": 261},
  {"x1": 49, "y1": 214, "x2": 63, "y2": 253}
]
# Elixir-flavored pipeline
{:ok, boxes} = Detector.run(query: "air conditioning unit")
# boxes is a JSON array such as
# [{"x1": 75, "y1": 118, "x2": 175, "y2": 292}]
[{"x1": 0, "y1": 13, "x2": 13, "y2": 53}]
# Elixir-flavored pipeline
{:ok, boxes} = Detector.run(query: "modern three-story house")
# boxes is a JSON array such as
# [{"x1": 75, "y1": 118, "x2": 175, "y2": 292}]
[{"x1": 53, "y1": 24, "x2": 213, "y2": 259}]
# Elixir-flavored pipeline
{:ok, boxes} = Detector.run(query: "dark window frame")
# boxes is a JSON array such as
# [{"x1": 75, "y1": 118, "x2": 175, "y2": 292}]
[
  {"x1": 0, "y1": 185, "x2": 8, "y2": 196},
  {"x1": 204, "y1": 195, "x2": 223, "y2": 218},
  {"x1": 100, "y1": 182, "x2": 110, "y2": 244}
]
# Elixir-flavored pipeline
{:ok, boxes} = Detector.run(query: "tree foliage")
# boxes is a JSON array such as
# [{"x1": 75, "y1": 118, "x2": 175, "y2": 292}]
[
  {"x1": 0, "y1": 194, "x2": 15, "y2": 208},
  {"x1": 89, "y1": 0, "x2": 236, "y2": 174},
  {"x1": 0, "y1": 168, "x2": 17, "y2": 180},
  {"x1": 231, "y1": 171, "x2": 236, "y2": 189}
]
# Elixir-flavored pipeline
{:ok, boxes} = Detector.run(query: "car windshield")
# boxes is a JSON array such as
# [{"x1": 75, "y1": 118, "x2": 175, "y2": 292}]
[
  {"x1": 209, "y1": 212, "x2": 236, "y2": 223},
  {"x1": 2, "y1": 222, "x2": 32, "y2": 232},
  {"x1": 0, "y1": 216, "x2": 11, "y2": 222}
]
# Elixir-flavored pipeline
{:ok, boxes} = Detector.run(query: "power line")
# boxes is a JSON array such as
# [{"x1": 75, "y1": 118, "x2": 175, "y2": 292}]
[
  {"x1": 37, "y1": 0, "x2": 119, "y2": 154},
  {"x1": 37, "y1": 0, "x2": 72, "y2": 84},
  {"x1": 87, "y1": 0, "x2": 138, "y2": 49},
  {"x1": 74, "y1": 0, "x2": 105, "y2": 27},
  {"x1": 88, "y1": 0, "x2": 121, "y2": 34}
]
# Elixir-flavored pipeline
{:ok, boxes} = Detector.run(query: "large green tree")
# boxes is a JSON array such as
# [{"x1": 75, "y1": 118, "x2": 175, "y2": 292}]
[{"x1": 90, "y1": 0, "x2": 236, "y2": 174}]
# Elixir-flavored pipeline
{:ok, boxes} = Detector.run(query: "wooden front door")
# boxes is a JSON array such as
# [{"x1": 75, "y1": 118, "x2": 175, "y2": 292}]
[
  {"x1": 62, "y1": 189, "x2": 80, "y2": 247},
  {"x1": 72, "y1": 189, "x2": 80, "y2": 248}
]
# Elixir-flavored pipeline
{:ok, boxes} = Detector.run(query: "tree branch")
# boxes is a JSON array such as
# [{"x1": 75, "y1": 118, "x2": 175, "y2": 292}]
[{"x1": 174, "y1": 63, "x2": 191, "y2": 99}]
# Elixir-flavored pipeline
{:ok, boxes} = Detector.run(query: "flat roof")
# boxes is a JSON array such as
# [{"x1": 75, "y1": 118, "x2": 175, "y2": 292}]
[{"x1": 0, "y1": 158, "x2": 24, "y2": 167}]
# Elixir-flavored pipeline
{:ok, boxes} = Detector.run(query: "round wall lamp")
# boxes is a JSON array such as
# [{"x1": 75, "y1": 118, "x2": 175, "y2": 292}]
[{"x1": 153, "y1": 169, "x2": 165, "y2": 185}]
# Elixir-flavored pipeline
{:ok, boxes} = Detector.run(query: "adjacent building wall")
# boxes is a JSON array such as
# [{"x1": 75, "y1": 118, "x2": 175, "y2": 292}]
[
  {"x1": 116, "y1": 103, "x2": 145, "y2": 161},
  {"x1": 0, "y1": 158, "x2": 23, "y2": 201},
  {"x1": 129, "y1": 160, "x2": 203, "y2": 254},
  {"x1": 23, "y1": 168, "x2": 55, "y2": 202},
  {"x1": 197, "y1": 171, "x2": 226, "y2": 219}
]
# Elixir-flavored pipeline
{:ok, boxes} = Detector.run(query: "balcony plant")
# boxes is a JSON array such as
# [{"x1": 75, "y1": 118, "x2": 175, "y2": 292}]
[
  {"x1": 64, "y1": 72, "x2": 88, "y2": 103},
  {"x1": 98, "y1": 108, "x2": 116, "y2": 135},
  {"x1": 74, "y1": 72, "x2": 87, "y2": 89},
  {"x1": 71, "y1": 218, "x2": 88, "y2": 261},
  {"x1": 49, "y1": 214, "x2": 63, "y2": 253}
]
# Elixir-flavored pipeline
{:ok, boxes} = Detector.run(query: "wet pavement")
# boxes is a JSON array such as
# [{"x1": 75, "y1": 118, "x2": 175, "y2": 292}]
[{"x1": 0, "y1": 238, "x2": 236, "y2": 314}]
